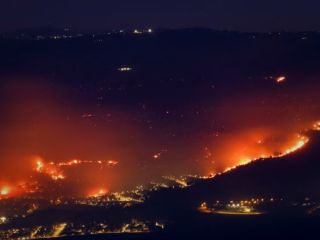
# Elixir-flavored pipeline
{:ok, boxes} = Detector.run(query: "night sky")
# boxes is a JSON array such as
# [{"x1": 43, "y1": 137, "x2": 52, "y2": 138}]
[{"x1": 1, "y1": 0, "x2": 320, "y2": 32}]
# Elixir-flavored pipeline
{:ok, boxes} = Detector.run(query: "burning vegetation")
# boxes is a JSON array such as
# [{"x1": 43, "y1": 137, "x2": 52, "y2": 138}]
[{"x1": 0, "y1": 77, "x2": 320, "y2": 199}]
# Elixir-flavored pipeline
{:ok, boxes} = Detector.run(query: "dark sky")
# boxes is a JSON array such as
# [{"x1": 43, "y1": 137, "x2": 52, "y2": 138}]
[{"x1": 1, "y1": 0, "x2": 320, "y2": 32}]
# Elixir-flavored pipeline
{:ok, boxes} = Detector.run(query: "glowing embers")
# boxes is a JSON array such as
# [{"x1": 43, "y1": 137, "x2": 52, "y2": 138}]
[
  {"x1": 276, "y1": 75, "x2": 286, "y2": 83},
  {"x1": 152, "y1": 149, "x2": 167, "y2": 160},
  {"x1": 33, "y1": 156, "x2": 118, "y2": 181},
  {"x1": 218, "y1": 133, "x2": 309, "y2": 174},
  {"x1": 278, "y1": 134, "x2": 309, "y2": 157},
  {"x1": 34, "y1": 157, "x2": 65, "y2": 181},
  {"x1": 312, "y1": 121, "x2": 320, "y2": 131},
  {"x1": 163, "y1": 176, "x2": 188, "y2": 188},
  {"x1": 107, "y1": 160, "x2": 118, "y2": 167},
  {"x1": 0, "y1": 186, "x2": 11, "y2": 196},
  {"x1": 0, "y1": 185, "x2": 16, "y2": 199},
  {"x1": 56, "y1": 159, "x2": 118, "y2": 167},
  {"x1": 0, "y1": 181, "x2": 40, "y2": 199},
  {"x1": 36, "y1": 159, "x2": 44, "y2": 172},
  {"x1": 87, "y1": 188, "x2": 108, "y2": 198},
  {"x1": 264, "y1": 75, "x2": 287, "y2": 84}
]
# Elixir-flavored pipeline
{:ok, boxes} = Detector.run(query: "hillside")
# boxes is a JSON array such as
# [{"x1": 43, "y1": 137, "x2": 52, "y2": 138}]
[{"x1": 144, "y1": 131, "x2": 320, "y2": 213}]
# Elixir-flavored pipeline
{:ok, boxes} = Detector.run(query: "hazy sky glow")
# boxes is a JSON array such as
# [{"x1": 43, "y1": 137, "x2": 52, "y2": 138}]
[{"x1": 0, "y1": 75, "x2": 319, "y2": 197}]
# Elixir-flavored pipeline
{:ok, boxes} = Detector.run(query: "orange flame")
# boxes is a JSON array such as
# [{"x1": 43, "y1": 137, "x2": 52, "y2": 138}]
[
  {"x1": 33, "y1": 156, "x2": 65, "y2": 181},
  {"x1": 87, "y1": 188, "x2": 108, "y2": 198},
  {"x1": 0, "y1": 186, "x2": 11, "y2": 196},
  {"x1": 219, "y1": 134, "x2": 309, "y2": 175}
]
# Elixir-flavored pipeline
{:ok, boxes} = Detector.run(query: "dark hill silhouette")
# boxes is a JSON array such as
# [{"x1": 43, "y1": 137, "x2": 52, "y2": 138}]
[
  {"x1": 143, "y1": 131, "x2": 320, "y2": 216},
  {"x1": 189, "y1": 130, "x2": 320, "y2": 202}
]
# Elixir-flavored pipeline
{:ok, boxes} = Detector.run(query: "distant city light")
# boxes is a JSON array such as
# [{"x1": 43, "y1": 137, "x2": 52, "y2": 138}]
[
  {"x1": 133, "y1": 29, "x2": 153, "y2": 34},
  {"x1": 118, "y1": 66, "x2": 133, "y2": 72},
  {"x1": 0, "y1": 216, "x2": 7, "y2": 224},
  {"x1": 133, "y1": 29, "x2": 142, "y2": 34}
]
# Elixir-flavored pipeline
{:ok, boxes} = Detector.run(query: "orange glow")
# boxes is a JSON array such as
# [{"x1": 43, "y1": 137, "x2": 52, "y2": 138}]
[
  {"x1": 279, "y1": 135, "x2": 309, "y2": 156},
  {"x1": 87, "y1": 188, "x2": 108, "y2": 198},
  {"x1": 36, "y1": 159, "x2": 44, "y2": 172},
  {"x1": 313, "y1": 121, "x2": 320, "y2": 131},
  {"x1": 152, "y1": 150, "x2": 167, "y2": 159},
  {"x1": 33, "y1": 156, "x2": 65, "y2": 181},
  {"x1": 32, "y1": 156, "x2": 119, "y2": 183},
  {"x1": 217, "y1": 134, "x2": 309, "y2": 174},
  {"x1": 0, "y1": 186, "x2": 11, "y2": 196},
  {"x1": 204, "y1": 129, "x2": 310, "y2": 176},
  {"x1": 1, "y1": 78, "x2": 320, "y2": 199},
  {"x1": 57, "y1": 159, "x2": 118, "y2": 167},
  {"x1": 107, "y1": 160, "x2": 118, "y2": 166},
  {"x1": 276, "y1": 75, "x2": 286, "y2": 83}
]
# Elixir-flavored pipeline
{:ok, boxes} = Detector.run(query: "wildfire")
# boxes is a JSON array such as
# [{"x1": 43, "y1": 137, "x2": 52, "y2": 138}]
[
  {"x1": 279, "y1": 135, "x2": 309, "y2": 156},
  {"x1": 33, "y1": 157, "x2": 65, "y2": 181},
  {"x1": 87, "y1": 188, "x2": 108, "y2": 198},
  {"x1": 0, "y1": 186, "x2": 11, "y2": 196},
  {"x1": 33, "y1": 156, "x2": 118, "y2": 181},
  {"x1": 264, "y1": 75, "x2": 287, "y2": 84},
  {"x1": 312, "y1": 121, "x2": 320, "y2": 131},
  {"x1": 36, "y1": 160, "x2": 44, "y2": 172},
  {"x1": 153, "y1": 153, "x2": 160, "y2": 159},
  {"x1": 1, "y1": 130, "x2": 312, "y2": 200},
  {"x1": 107, "y1": 160, "x2": 118, "y2": 166},
  {"x1": 152, "y1": 150, "x2": 167, "y2": 159},
  {"x1": 220, "y1": 134, "x2": 309, "y2": 174},
  {"x1": 57, "y1": 159, "x2": 118, "y2": 167},
  {"x1": 51, "y1": 174, "x2": 65, "y2": 181},
  {"x1": 276, "y1": 75, "x2": 286, "y2": 83}
]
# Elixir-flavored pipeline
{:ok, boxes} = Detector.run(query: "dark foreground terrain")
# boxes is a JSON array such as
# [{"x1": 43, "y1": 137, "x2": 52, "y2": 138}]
[{"x1": 50, "y1": 214, "x2": 320, "y2": 240}]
